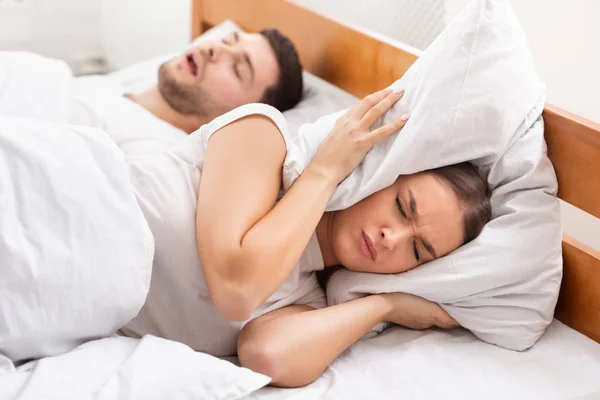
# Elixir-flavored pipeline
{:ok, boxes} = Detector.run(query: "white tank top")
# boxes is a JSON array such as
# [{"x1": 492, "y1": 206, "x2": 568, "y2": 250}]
[{"x1": 119, "y1": 104, "x2": 326, "y2": 356}]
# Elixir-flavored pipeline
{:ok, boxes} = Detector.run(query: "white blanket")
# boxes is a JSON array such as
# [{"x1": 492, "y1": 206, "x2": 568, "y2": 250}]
[
  {"x1": 0, "y1": 336, "x2": 269, "y2": 400},
  {"x1": 3, "y1": 321, "x2": 599, "y2": 400},
  {"x1": 0, "y1": 52, "x2": 71, "y2": 122},
  {"x1": 0, "y1": 52, "x2": 273, "y2": 399},
  {"x1": 0, "y1": 52, "x2": 154, "y2": 363}
]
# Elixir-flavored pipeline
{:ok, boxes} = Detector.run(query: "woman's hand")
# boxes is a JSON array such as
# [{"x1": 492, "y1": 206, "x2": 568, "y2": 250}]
[
  {"x1": 309, "y1": 88, "x2": 408, "y2": 184},
  {"x1": 380, "y1": 292, "x2": 459, "y2": 330}
]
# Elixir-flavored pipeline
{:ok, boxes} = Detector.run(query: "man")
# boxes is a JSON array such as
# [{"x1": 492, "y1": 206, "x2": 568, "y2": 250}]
[
  {"x1": 69, "y1": 28, "x2": 303, "y2": 153},
  {"x1": 126, "y1": 28, "x2": 303, "y2": 133}
]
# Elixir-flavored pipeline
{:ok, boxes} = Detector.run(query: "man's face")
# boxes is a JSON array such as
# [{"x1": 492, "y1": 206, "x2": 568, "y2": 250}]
[{"x1": 158, "y1": 32, "x2": 280, "y2": 120}]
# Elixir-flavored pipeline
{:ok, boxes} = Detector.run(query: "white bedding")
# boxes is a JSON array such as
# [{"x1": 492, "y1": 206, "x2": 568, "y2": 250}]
[
  {"x1": 2, "y1": 320, "x2": 599, "y2": 399},
  {"x1": 0, "y1": 320, "x2": 600, "y2": 400},
  {"x1": 1, "y1": 18, "x2": 599, "y2": 400},
  {"x1": 248, "y1": 320, "x2": 600, "y2": 400},
  {"x1": 0, "y1": 53, "x2": 154, "y2": 365},
  {"x1": 0, "y1": 51, "x2": 270, "y2": 400},
  {"x1": 0, "y1": 335, "x2": 270, "y2": 400}
]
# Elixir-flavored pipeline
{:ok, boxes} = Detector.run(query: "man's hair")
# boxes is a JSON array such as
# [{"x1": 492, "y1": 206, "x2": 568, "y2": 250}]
[{"x1": 258, "y1": 28, "x2": 304, "y2": 112}]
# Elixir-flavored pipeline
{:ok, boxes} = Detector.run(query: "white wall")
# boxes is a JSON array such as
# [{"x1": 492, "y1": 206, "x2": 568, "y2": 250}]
[
  {"x1": 446, "y1": 0, "x2": 600, "y2": 124},
  {"x1": 99, "y1": 0, "x2": 443, "y2": 70},
  {"x1": 101, "y1": 0, "x2": 191, "y2": 70},
  {"x1": 0, "y1": 0, "x2": 191, "y2": 73},
  {"x1": 0, "y1": 0, "x2": 105, "y2": 74},
  {"x1": 294, "y1": 0, "x2": 445, "y2": 50},
  {"x1": 447, "y1": 0, "x2": 600, "y2": 250}
]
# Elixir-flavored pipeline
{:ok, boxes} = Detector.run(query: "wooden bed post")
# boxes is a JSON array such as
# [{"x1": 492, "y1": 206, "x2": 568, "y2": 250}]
[{"x1": 191, "y1": 0, "x2": 204, "y2": 39}]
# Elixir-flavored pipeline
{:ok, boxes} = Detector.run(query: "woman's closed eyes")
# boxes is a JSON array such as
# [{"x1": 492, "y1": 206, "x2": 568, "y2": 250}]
[{"x1": 395, "y1": 194, "x2": 422, "y2": 262}]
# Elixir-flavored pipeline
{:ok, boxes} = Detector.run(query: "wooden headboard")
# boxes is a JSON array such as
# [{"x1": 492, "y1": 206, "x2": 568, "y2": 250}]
[{"x1": 192, "y1": 0, "x2": 600, "y2": 344}]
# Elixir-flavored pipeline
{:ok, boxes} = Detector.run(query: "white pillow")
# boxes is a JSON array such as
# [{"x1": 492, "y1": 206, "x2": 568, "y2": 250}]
[
  {"x1": 281, "y1": 0, "x2": 561, "y2": 351},
  {"x1": 103, "y1": 20, "x2": 357, "y2": 137},
  {"x1": 0, "y1": 118, "x2": 154, "y2": 363}
]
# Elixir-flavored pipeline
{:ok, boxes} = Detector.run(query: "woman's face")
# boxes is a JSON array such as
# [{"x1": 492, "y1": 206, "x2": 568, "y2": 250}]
[{"x1": 330, "y1": 172, "x2": 465, "y2": 274}]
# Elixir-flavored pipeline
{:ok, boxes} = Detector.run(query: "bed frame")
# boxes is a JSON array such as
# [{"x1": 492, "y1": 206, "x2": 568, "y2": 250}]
[{"x1": 192, "y1": 0, "x2": 600, "y2": 345}]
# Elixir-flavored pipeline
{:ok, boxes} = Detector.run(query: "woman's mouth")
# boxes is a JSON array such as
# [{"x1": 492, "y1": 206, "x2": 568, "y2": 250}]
[{"x1": 360, "y1": 231, "x2": 377, "y2": 261}]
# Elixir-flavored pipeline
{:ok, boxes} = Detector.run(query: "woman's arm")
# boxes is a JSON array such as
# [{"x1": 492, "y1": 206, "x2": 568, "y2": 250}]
[
  {"x1": 197, "y1": 90, "x2": 407, "y2": 321},
  {"x1": 196, "y1": 115, "x2": 337, "y2": 321},
  {"x1": 238, "y1": 292, "x2": 458, "y2": 388}
]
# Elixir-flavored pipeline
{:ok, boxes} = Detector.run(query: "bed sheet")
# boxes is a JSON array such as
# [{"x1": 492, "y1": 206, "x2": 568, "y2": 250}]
[{"x1": 247, "y1": 320, "x2": 600, "y2": 400}]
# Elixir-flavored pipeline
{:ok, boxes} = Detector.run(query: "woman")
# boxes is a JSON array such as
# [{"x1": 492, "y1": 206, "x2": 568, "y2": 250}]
[
  {"x1": 120, "y1": 88, "x2": 490, "y2": 388},
  {"x1": 194, "y1": 88, "x2": 491, "y2": 387}
]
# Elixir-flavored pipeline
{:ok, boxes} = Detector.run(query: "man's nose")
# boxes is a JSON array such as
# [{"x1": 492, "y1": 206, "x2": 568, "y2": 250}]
[
  {"x1": 380, "y1": 224, "x2": 412, "y2": 251},
  {"x1": 205, "y1": 43, "x2": 234, "y2": 63}
]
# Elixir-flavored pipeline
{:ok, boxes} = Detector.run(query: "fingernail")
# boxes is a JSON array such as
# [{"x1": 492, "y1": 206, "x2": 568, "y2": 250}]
[
  {"x1": 400, "y1": 114, "x2": 409, "y2": 121},
  {"x1": 393, "y1": 87, "x2": 404, "y2": 94}
]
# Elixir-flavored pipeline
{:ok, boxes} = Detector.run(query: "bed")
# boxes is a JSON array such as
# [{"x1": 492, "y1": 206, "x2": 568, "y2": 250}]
[
  {"x1": 190, "y1": 0, "x2": 600, "y2": 398},
  {"x1": 1, "y1": 1, "x2": 599, "y2": 399}
]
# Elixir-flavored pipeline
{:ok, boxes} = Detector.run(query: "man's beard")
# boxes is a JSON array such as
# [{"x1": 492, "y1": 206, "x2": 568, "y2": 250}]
[{"x1": 157, "y1": 62, "x2": 225, "y2": 118}]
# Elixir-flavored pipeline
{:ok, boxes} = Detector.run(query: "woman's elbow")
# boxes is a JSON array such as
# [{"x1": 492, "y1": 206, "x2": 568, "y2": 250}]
[
  {"x1": 203, "y1": 265, "x2": 258, "y2": 321},
  {"x1": 238, "y1": 337, "x2": 282, "y2": 384},
  {"x1": 238, "y1": 324, "x2": 319, "y2": 388},
  {"x1": 211, "y1": 291, "x2": 259, "y2": 322}
]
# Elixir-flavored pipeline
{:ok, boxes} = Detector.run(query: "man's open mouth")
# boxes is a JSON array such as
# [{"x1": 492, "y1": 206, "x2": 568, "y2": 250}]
[{"x1": 186, "y1": 54, "x2": 198, "y2": 76}]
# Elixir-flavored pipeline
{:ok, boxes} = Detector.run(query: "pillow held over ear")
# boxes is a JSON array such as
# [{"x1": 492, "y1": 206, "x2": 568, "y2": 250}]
[{"x1": 282, "y1": 0, "x2": 561, "y2": 351}]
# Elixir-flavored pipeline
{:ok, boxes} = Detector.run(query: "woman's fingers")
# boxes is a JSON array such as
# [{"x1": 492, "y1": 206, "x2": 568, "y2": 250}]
[
  {"x1": 435, "y1": 312, "x2": 460, "y2": 329},
  {"x1": 368, "y1": 114, "x2": 409, "y2": 143},
  {"x1": 361, "y1": 89, "x2": 404, "y2": 128},
  {"x1": 348, "y1": 88, "x2": 393, "y2": 120}
]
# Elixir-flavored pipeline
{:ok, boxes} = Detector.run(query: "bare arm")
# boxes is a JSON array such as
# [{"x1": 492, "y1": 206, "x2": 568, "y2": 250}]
[
  {"x1": 196, "y1": 116, "x2": 337, "y2": 321},
  {"x1": 196, "y1": 90, "x2": 407, "y2": 321},
  {"x1": 238, "y1": 292, "x2": 458, "y2": 388}
]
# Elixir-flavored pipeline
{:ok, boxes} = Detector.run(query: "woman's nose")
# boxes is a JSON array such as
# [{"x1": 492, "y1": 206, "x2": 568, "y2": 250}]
[{"x1": 380, "y1": 225, "x2": 411, "y2": 251}]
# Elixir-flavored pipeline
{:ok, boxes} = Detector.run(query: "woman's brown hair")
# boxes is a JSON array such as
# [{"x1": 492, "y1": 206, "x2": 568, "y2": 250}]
[{"x1": 430, "y1": 162, "x2": 491, "y2": 245}]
